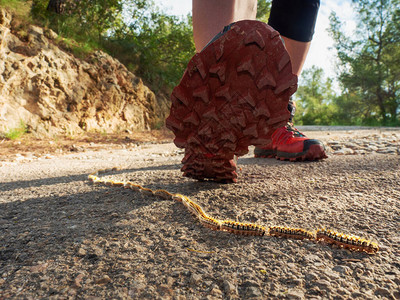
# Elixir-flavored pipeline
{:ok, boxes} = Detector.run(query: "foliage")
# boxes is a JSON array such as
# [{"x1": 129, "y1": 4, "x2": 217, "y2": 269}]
[
  {"x1": 256, "y1": 0, "x2": 271, "y2": 22},
  {"x1": 31, "y1": 0, "x2": 124, "y2": 54},
  {"x1": 293, "y1": 66, "x2": 339, "y2": 125},
  {"x1": 2, "y1": 121, "x2": 28, "y2": 140},
  {"x1": 329, "y1": 0, "x2": 400, "y2": 126},
  {"x1": 28, "y1": 0, "x2": 195, "y2": 91},
  {"x1": 0, "y1": 0, "x2": 33, "y2": 32},
  {"x1": 117, "y1": 5, "x2": 195, "y2": 91},
  {"x1": 0, "y1": 0, "x2": 32, "y2": 17}
]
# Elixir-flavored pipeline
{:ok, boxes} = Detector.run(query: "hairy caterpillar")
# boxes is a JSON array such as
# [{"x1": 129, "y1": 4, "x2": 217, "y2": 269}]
[
  {"x1": 221, "y1": 220, "x2": 266, "y2": 236},
  {"x1": 268, "y1": 226, "x2": 315, "y2": 240},
  {"x1": 316, "y1": 229, "x2": 379, "y2": 254},
  {"x1": 88, "y1": 169, "x2": 379, "y2": 254}
]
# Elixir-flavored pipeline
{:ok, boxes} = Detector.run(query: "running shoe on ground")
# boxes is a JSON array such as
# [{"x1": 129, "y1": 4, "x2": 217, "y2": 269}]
[{"x1": 254, "y1": 123, "x2": 328, "y2": 161}]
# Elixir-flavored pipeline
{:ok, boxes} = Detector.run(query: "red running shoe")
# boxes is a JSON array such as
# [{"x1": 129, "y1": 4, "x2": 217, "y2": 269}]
[
  {"x1": 166, "y1": 20, "x2": 297, "y2": 182},
  {"x1": 254, "y1": 123, "x2": 328, "y2": 161}
]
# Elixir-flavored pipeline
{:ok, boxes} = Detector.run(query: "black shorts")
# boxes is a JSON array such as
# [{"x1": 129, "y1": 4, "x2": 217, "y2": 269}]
[{"x1": 268, "y1": 0, "x2": 320, "y2": 42}]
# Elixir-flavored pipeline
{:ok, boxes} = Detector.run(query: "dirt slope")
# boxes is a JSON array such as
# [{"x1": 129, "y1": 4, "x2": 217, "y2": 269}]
[{"x1": 0, "y1": 8, "x2": 169, "y2": 137}]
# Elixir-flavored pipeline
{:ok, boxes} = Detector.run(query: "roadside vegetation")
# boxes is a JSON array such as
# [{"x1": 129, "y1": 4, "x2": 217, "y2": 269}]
[
  {"x1": 294, "y1": 0, "x2": 400, "y2": 126},
  {"x1": 1, "y1": 121, "x2": 28, "y2": 140}
]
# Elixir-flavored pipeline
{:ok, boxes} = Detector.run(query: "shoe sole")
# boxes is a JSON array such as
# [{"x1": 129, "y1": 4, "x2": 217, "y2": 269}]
[
  {"x1": 166, "y1": 20, "x2": 297, "y2": 182},
  {"x1": 254, "y1": 143, "x2": 328, "y2": 161}
]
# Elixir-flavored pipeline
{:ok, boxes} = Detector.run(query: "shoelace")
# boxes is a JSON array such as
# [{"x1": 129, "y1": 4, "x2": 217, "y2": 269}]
[
  {"x1": 272, "y1": 123, "x2": 305, "y2": 145},
  {"x1": 286, "y1": 123, "x2": 305, "y2": 137}
]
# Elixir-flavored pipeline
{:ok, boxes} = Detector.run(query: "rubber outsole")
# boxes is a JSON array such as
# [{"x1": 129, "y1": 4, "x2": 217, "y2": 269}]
[
  {"x1": 166, "y1": 20, "x2": 298, "y2": 182},
  {"x1": 255, "y1": 144, "x2": 328, "y2": 161},
  {"x1": 254, "y1": 140, "x2": 328, "y2": 161}
]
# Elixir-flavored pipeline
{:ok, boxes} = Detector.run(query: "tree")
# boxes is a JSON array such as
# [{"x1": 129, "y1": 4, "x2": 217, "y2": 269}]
[
  {"x1": 329, "y1": 0, "x2": 400, "y2": 126},
  {"x1": 29, "y1": 0, "x2": 195, "y2": 90},
  {"x1": 120, "y1": 5, "x2": 195, "y2": 91},
  {"x1": 293, "y1": 66, "x2": 338, "y2": 125},
  {"x1": 46, "y1": 0, "x2": 66, "y2": 14},
  {"x1": 257, "y1": 0, "x2": 271, "y2": 22}
]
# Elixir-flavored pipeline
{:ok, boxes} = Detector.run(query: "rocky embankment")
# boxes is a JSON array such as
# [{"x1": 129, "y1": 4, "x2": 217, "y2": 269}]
[{"x1": 0, "y1": 8, "x2": 169, "y2": 136}]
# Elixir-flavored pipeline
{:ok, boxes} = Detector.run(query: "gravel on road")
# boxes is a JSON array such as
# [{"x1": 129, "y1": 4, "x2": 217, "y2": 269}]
[{"x1": 1, "y1": 128, "x2": 399, "y2": 299}]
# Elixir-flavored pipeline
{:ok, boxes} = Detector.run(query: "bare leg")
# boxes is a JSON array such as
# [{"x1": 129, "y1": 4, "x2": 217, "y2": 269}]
[
  {"x1": 281, "y1": 37, "x2": 311, "y2": 76},
  {"x1": 192, "y1": 0, "x2": 257, "y2": 52},
  {"x1": 192, "y1": 0, "x2": 311, "y2": 76}
]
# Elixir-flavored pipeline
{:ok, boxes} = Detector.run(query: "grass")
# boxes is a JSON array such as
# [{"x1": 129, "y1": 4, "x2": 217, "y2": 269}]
[
  {"x1": 0, "y1": 0, "x2": 32, "y2": 23},
  {"x1": 2, "y1": 121, "x2": 28, "y2": 140},
  {"x1": 1, "y1": 0, "x2": 98, "y2": 59},
  {"x1": 0, "y1": 0, "x2": 31, "y2": 15},
  {"x1": 55, "y1": 36, "x2": 96, "y2": 59}
]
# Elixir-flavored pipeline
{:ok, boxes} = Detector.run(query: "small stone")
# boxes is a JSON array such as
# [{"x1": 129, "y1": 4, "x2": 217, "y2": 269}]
[
  {"x1": 290, "y1": 279, "x2": 302, "y2": 287},
  {"x1": 138, "y1": 236, "x2": 153, "y2": 246},
  {"x1": 336, "y1": 287, "x2": 350, "y2": 296},
  {"x1": 286, "y1": 289, "x2": 304, "y2": 300},
  {"x1": 30, "y1": 263, "x2": 48, "y2": 273},
  {"x1": 77, "y1": 247, "x2": 86, "y2": 256},
  {"x1": 377, "y1": 147, "x2": 396, "y2": 154},
  {"x1": 328, "y1": 143, "x2": 342, "y2": 150},
  {"x1": 242, "y1": 280, "x2": 260, "y2": 288},
  {"x1": 166, "y1": 276, "x2": 174, "y2": 286},
  {"x1": 15, "y1": 155, "x2": 25, "y2": 161},
  {"x1": 334, "y1": 148, "x2": 354, "y2": 155},
  {"x1": 73, "y1": 273, "x2": 84, "y2": 288},
  {"x1": 323, "y1": 269, "x2": 340, "y2": 280},
  {"x1": 223, "y1": 279, "x2": 237, "y2": 295},
  {"x1": 332, "y1": 265, "x2": 350, "y2": 275},
  {"x1": 245, "y1": 286, "x2": 262, "y2": 298},
  {"x1": 132, "y1": 244, "x2": 145, "y2": 253},
  {"x1": 344, "y1": 142, "x2": 358, "y2": 149},
  {"x1": 129, "y1": 281, "x2": 147, "y2": 296},
  {"x1": 189, "y1": 273, "x2": 202, "y2": 285},
  {"x1": 204, "y1": 280, "x2": 213, "y2": 287},
  {"x1": 305, "y1": 272, "x2": 318, "y2": 282},
  {"x1": 93, "y1": 247, "x2": 103, "y2": 257},
  {"x1": 171, "y1": 268, "x2": 183, "y2": 277},
  {"x1": 359, "y1": 277, "x2": 376, "y2": 290},
  {"x1": 303, "y1": 254, "x2": 320, "y2": 262},
  {"x1": 95, "y1": 275, "x2": 111, "y2": 285},
  {"x1": 351, "y1": 292, "x2": 364, "y2": 298},
  {"x1": 374, "y1": 287, "x2": 394, "y2": 299},
  {"x1": 174, "y1": 295, "x2": 187, "y2": 300},
  {"x1": 354, "y1": 149, "x2": 367, "y2": 155},
  {"x1": 158, "y1": 284, "x2": 173, "y2": 297},
  {"x1": 209, "y1": 287, "x2": 223, "y2": 297},
  {"x1": 314, "y1": 279, "x2": 331, "y2": 290}
]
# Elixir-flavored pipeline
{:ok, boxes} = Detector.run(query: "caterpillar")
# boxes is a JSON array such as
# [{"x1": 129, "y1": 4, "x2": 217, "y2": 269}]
[
  {"x1": 221, "y1": 220, "x2": 266, "y2": 236},
  {"x1": 88, "y1": 169, "x2": 379, "y2": 254},
  {"x1": 316, "y1": 228, "x2": 379, "y2": 254},
  {"x1": 268, "y1": 226, "x2": 315, "y2": 240}
]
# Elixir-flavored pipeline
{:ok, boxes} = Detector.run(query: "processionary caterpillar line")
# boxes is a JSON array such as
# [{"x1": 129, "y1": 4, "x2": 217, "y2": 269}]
[{"x1": 88, "y1": 168, "x2": 379, "y2": 255}]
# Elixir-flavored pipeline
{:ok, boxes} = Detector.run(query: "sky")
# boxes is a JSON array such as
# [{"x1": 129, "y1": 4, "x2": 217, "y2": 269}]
[{"x1": 153, "y1": 0, "x2": 358, "y2": 83}]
